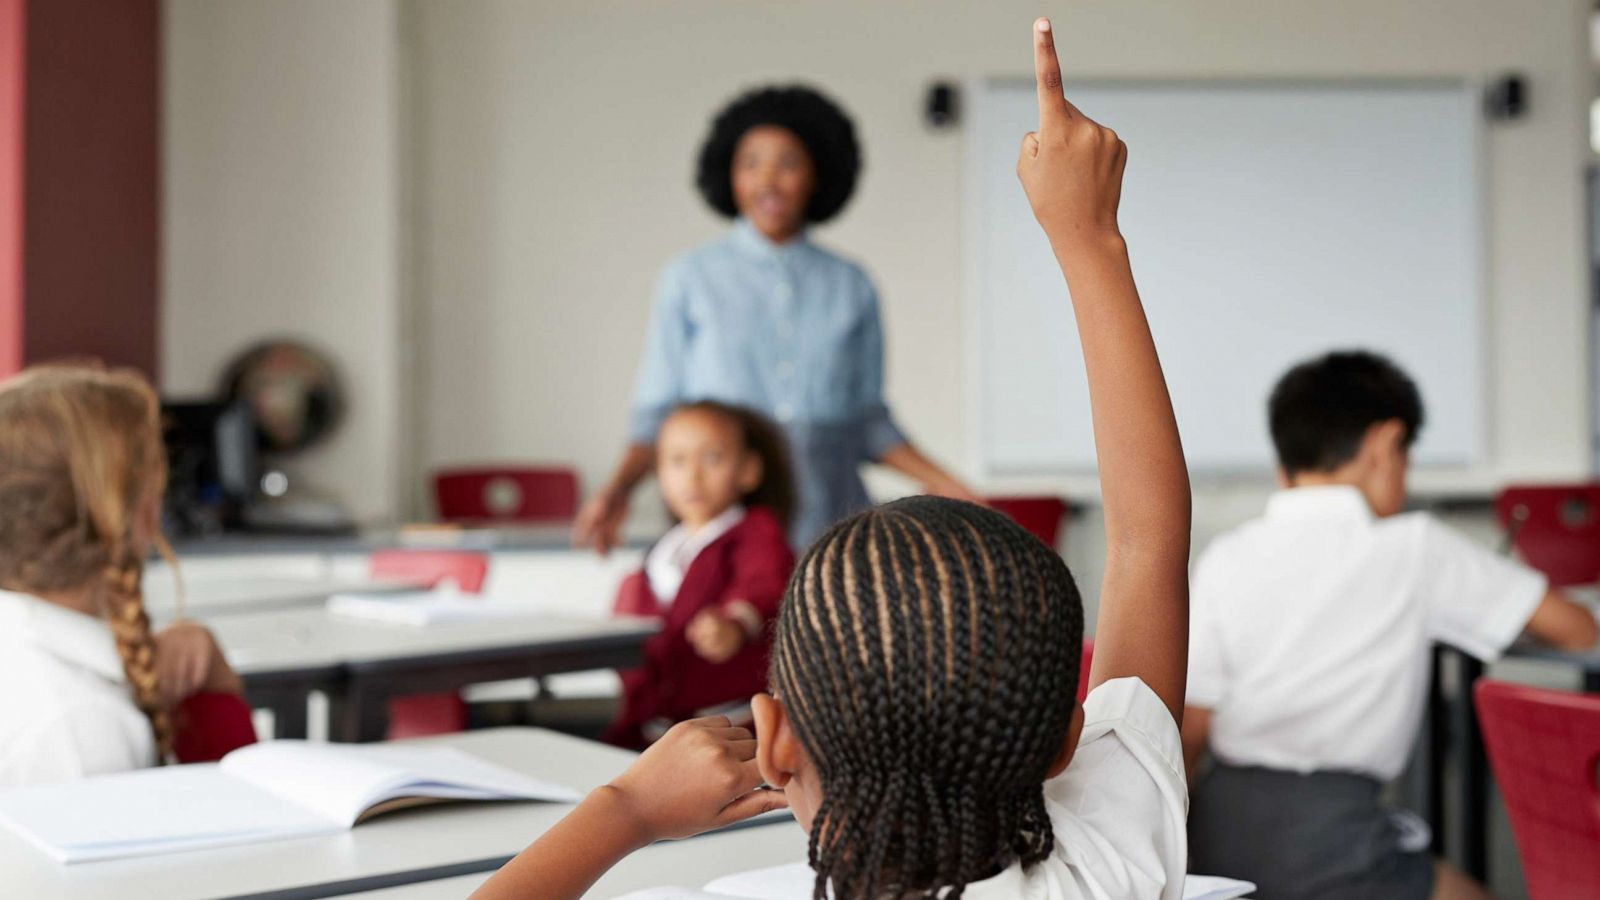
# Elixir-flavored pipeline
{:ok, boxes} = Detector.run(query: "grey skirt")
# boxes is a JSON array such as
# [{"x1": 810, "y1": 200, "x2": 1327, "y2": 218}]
[{"x1": 1188, "y1": 764, "x2": 1435, "y2": 900}]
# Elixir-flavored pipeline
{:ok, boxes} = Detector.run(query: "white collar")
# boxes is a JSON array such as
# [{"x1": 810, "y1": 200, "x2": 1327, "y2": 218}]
[
  {"x1": 1264, "y1": 484, "x2": 1375, "y2": 523},
  {"x1": 659, "y1": 504, "x2": 748, "y2": 562},
  {"x1": 0, "y1": 589, "x2": 127, "y2": 682}
]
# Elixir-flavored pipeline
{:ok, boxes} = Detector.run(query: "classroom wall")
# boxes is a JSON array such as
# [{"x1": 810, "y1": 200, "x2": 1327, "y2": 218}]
[
  {"x1": 160, "y1": 0, "x2": 1596, "y2": 533},
  {"x1": 161, "y1": 0, "x2": 402, "y2": 522},
  {"x1": 409, "y1": 0, "x2": 1595, "y2": 522}
]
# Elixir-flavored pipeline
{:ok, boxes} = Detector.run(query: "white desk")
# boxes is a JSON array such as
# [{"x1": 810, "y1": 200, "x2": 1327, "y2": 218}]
[
  {"x1": 347, "y1": 825, "x2": 806, "y2": 899},
  {"x1": 0, "y1": 728, "x2": 792, "y2": 900},
  {"x1": 147, "y1": 576, "x2": 423, "y2": 620},
  {"x1": 209, "y1": 611, "x2": 659, "y2": 741}
]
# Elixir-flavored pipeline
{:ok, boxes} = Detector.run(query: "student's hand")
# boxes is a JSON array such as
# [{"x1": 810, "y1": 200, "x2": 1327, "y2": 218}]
[
  {"x1": 1016, "y1": 17, "x2": 1127, "y2": 257},
  {"x1": 572, "y1": 487, "x2": 629, "y2": 556},
  {"x1": 154, "y1": 621, "x2": 240, "y2": 707},
  {"x1": 603, "y1": 716, "x2": 787, "y2": 842},
  {"x1": 687, "y1": 609, "x2": 747, "y2": 664}
]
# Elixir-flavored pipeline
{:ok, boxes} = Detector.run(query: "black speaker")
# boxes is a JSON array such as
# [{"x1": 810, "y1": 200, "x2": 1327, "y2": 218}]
[{"x1": 1484, "y1": 74, "x2": 1527, "y2": 122}]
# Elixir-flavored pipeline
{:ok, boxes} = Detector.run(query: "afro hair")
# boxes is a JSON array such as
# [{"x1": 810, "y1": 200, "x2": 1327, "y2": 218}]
[{"x1": 695, "y1": 85, "x2": 861, "y2": 224}]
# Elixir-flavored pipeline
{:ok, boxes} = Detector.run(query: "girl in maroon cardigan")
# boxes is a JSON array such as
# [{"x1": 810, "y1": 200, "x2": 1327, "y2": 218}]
[{"x1": 603, "y1": 401, "x2": 797, "y2": 749}]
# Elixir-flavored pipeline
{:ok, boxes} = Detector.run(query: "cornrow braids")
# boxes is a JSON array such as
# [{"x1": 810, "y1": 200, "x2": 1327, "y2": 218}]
[{"x1": 771, "y1": 496, "x2": 1083, "y2": 899}]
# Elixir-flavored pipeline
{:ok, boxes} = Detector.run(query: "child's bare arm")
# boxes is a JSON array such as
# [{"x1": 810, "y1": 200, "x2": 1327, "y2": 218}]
[
  {"x1": 1016, "y1": 18, "x2": 1191, "y2": 723},
  {"x1": 1525, "y1": 589, "x2": 1600, "y2": 652},
  {"x1": 1180, "y1": 707, "x2": 1211, "y2": 782},
  {"x1": 469, "y1": 718, "x2": 785, "y2": 900}
]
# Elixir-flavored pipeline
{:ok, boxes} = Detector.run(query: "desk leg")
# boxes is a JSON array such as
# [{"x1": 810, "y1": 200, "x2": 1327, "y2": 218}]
[
  {"x1": 1453, "y1": 650, "x2": 1489, "y2": 883},
  {"x1": 1585, "y1": 669, "x2": 1600, "y2": 693},
  {"x1": 327, "y1": 681, "x2": 391, "y2": 743},
  {"x1": 245, "y1": 685, "x2": 309, "y2": 740},
  {"x1": 1426, "y1": 646, "x2": 1447, "y2": 857}
]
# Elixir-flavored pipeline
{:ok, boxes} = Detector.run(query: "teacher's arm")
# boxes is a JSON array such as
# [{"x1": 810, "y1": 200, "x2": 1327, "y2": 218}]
[
  {"x1": 573, "y1": 267, "x2": 688, "y2": 555},
  {"x1": 855, "y1": 270, "x2": 982, "y2": 503}
]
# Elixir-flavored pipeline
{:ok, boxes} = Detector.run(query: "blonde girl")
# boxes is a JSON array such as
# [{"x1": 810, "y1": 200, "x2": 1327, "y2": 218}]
[{"x1": 0, "y1": 364, "x2": 243, "y2": 785}]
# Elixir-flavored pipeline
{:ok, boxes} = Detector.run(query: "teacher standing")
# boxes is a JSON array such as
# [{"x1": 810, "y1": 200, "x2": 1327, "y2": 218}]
[{"x1": 574, "y1": 85, "x2": 977, "y2": 552}]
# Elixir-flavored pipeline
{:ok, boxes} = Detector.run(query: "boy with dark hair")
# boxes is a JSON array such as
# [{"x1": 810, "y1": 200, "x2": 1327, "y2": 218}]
[{"x1": 1183, "y1": 349, "x2": 1597, "y2": 900}]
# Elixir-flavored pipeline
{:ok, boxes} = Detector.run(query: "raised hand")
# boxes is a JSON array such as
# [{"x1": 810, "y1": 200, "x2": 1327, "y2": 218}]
[{"x1": 1016, "y1": 18, "x2": 1127, "y2": 256}]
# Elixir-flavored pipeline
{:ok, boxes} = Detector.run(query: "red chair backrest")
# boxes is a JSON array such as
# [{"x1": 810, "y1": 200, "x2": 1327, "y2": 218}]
[
  {"x1": 433, "y1": 467, "x2": 580, "y2": 523},
  {"x1": 989, "y1": 496, "x2": 1070, "y2": 549},
  {"x1": 369, "y1": 550, "x2": 489, "y2": 594},
  {"x1": 1495, "y1": 484, "x2": 1600, "y2": 587},
  {"x1": 1475, "y1": 679, "x2": 1600, "y2": 900},
  {"x1": 173, "y1": 692, "x2": 258, "y2": 763}
]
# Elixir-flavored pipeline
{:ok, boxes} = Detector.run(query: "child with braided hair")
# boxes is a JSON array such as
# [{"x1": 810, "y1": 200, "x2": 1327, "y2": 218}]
[
  {"x1": 475, "y1": 17, "x2": 1191, "y2": 900},
  {"x1": 0, "y1": 364, "x2": 245, "y2": 785}
]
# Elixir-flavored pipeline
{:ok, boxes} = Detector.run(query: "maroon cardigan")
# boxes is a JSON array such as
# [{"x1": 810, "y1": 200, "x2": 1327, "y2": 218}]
[{"x1": 604, "y1": 506, "x2": 795, "y2": 748}]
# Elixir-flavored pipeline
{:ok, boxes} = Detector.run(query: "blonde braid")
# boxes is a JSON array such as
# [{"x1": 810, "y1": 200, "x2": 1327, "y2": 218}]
[
  {"x1": 0, "y1": 363, "x2": 176, "y2": 764},
  {"x1": 102, "y1": 557, "x2": 173, "y2": 762}
]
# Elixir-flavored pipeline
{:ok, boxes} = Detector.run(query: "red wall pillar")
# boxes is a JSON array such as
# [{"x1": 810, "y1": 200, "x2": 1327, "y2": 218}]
[
  {"x1": 0, "y1": 0, "x2": 158, "y2": 380},
  {"x1": 0, "y1": 0, "x2": 24, "y2": 376}
]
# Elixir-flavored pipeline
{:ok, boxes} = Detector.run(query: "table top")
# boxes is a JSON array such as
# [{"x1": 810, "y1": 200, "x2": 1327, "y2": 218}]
[
  {"x1": 1504, "y1": 637, "x2": 1600, "y2": 671},
  {"x1": 210, "y1": 608, "x2": 659, "y2": 678},
  {"x1": 167, "y1": 527, "x2": 652, "y2": 558},
  {"x1": 147, "y1": 577, "x2": 423, "y2": 620},
  {"x1": 347, "y1": 824, "x2": 807, "y2": 899},
  {"x1": 0, "y1": 728, "x2": 793, "y2": 900}
]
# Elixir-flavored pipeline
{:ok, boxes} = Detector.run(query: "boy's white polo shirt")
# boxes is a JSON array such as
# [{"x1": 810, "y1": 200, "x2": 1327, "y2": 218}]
[
  {"x1": 1187, "y1": 485, "x2": 1547, "y2": 781},
  {"x1": 0, "y1": 589, "x2": 157, "y2": 786}
]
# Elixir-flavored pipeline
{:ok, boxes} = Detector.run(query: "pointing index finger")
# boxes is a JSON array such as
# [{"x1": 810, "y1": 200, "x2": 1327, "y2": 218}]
[{"x1": 1033, "y1": 18, "x2": 1071, "y2": 133}]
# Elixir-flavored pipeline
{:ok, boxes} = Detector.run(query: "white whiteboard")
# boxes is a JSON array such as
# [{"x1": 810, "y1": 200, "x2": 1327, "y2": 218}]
[{"x1": 965, "y1": 80, "x2": 1483, "y2": 474}]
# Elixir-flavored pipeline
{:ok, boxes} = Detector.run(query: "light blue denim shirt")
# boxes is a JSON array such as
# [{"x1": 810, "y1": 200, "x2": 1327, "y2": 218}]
[{"x1": 629, "y1": 218, "x2": 907, "y2": 546}]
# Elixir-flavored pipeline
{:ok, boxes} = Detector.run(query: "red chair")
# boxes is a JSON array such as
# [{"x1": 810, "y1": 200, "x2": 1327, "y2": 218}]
[
  {"x1": 1474, "y1": 680, "x2": 1600, "y2": 899},
  {"x1": 173, "y1": 692, "x2": 258, "y2": 763},
  {"x1": 433, "y1": 467, "x2": 580, "y2": 523},
  {"x1": 1495, "y1": 484, "x2": 1600, "y2": 586},
  {"x1": 989, "y1": 496, "x2": 1071, "y2": 549},
  {"x1": 369, "y1": 549, "x2": 489, "y2": 593},
  {"x1": 370, "y1": 550, "x2": 491, "y2": 739}
]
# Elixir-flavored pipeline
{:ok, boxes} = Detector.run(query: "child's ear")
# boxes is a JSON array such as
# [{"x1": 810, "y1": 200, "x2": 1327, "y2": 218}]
[
  {"x1": 751, "y1": 692, "x2": 797, "y2": 788},
  {"x1": 1358, "y1": 419, "x2": 1405, "y2": 466},
  {"x1": 1045, "y1": 703, "x2": 1087, "y2": 779},
  {"x1": 737, "y1": 452, "x2": 764, "y2": 495}
]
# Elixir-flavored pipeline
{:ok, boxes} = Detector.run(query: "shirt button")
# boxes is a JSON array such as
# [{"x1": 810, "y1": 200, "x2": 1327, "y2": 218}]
[
  {"x1": 776, "y1": 361, "x2": 794, "y2": 379},
  {"x1": 775, "y1": 404, "x2": 795, "y2": 422},
  {"x1": 776, "y1": 320, "x2": 795, "y2": 338},
  {"x1": 776, "y1": 283, "x2": 793, "y2": 301}
]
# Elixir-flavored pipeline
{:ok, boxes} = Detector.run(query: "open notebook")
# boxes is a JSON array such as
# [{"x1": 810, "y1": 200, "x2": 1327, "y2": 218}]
[
  {"x1": 0, "y1": 741, "x2": 580, "y2": 864},
  {"x1": 619, "y1": 863, "x2": 1255, "y2": 900}
]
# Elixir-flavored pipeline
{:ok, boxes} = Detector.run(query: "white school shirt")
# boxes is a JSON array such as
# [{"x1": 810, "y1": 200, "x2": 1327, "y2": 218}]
[
  {"x1": 645, "y1": 505, "x2": 747, "y2": 604},
  {"x1": 1188, "y1": 485, "x2": 1547, "y2": 781},
  {"x1": 0, "y1": 589, "x2": 157, "y2": 786},
  {"x1": 963, "y1": 677, "x2": 1188, "y2": 900},
  {"x1": 619, "y1": 677, "x2": 1189, "y2": 900}
]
